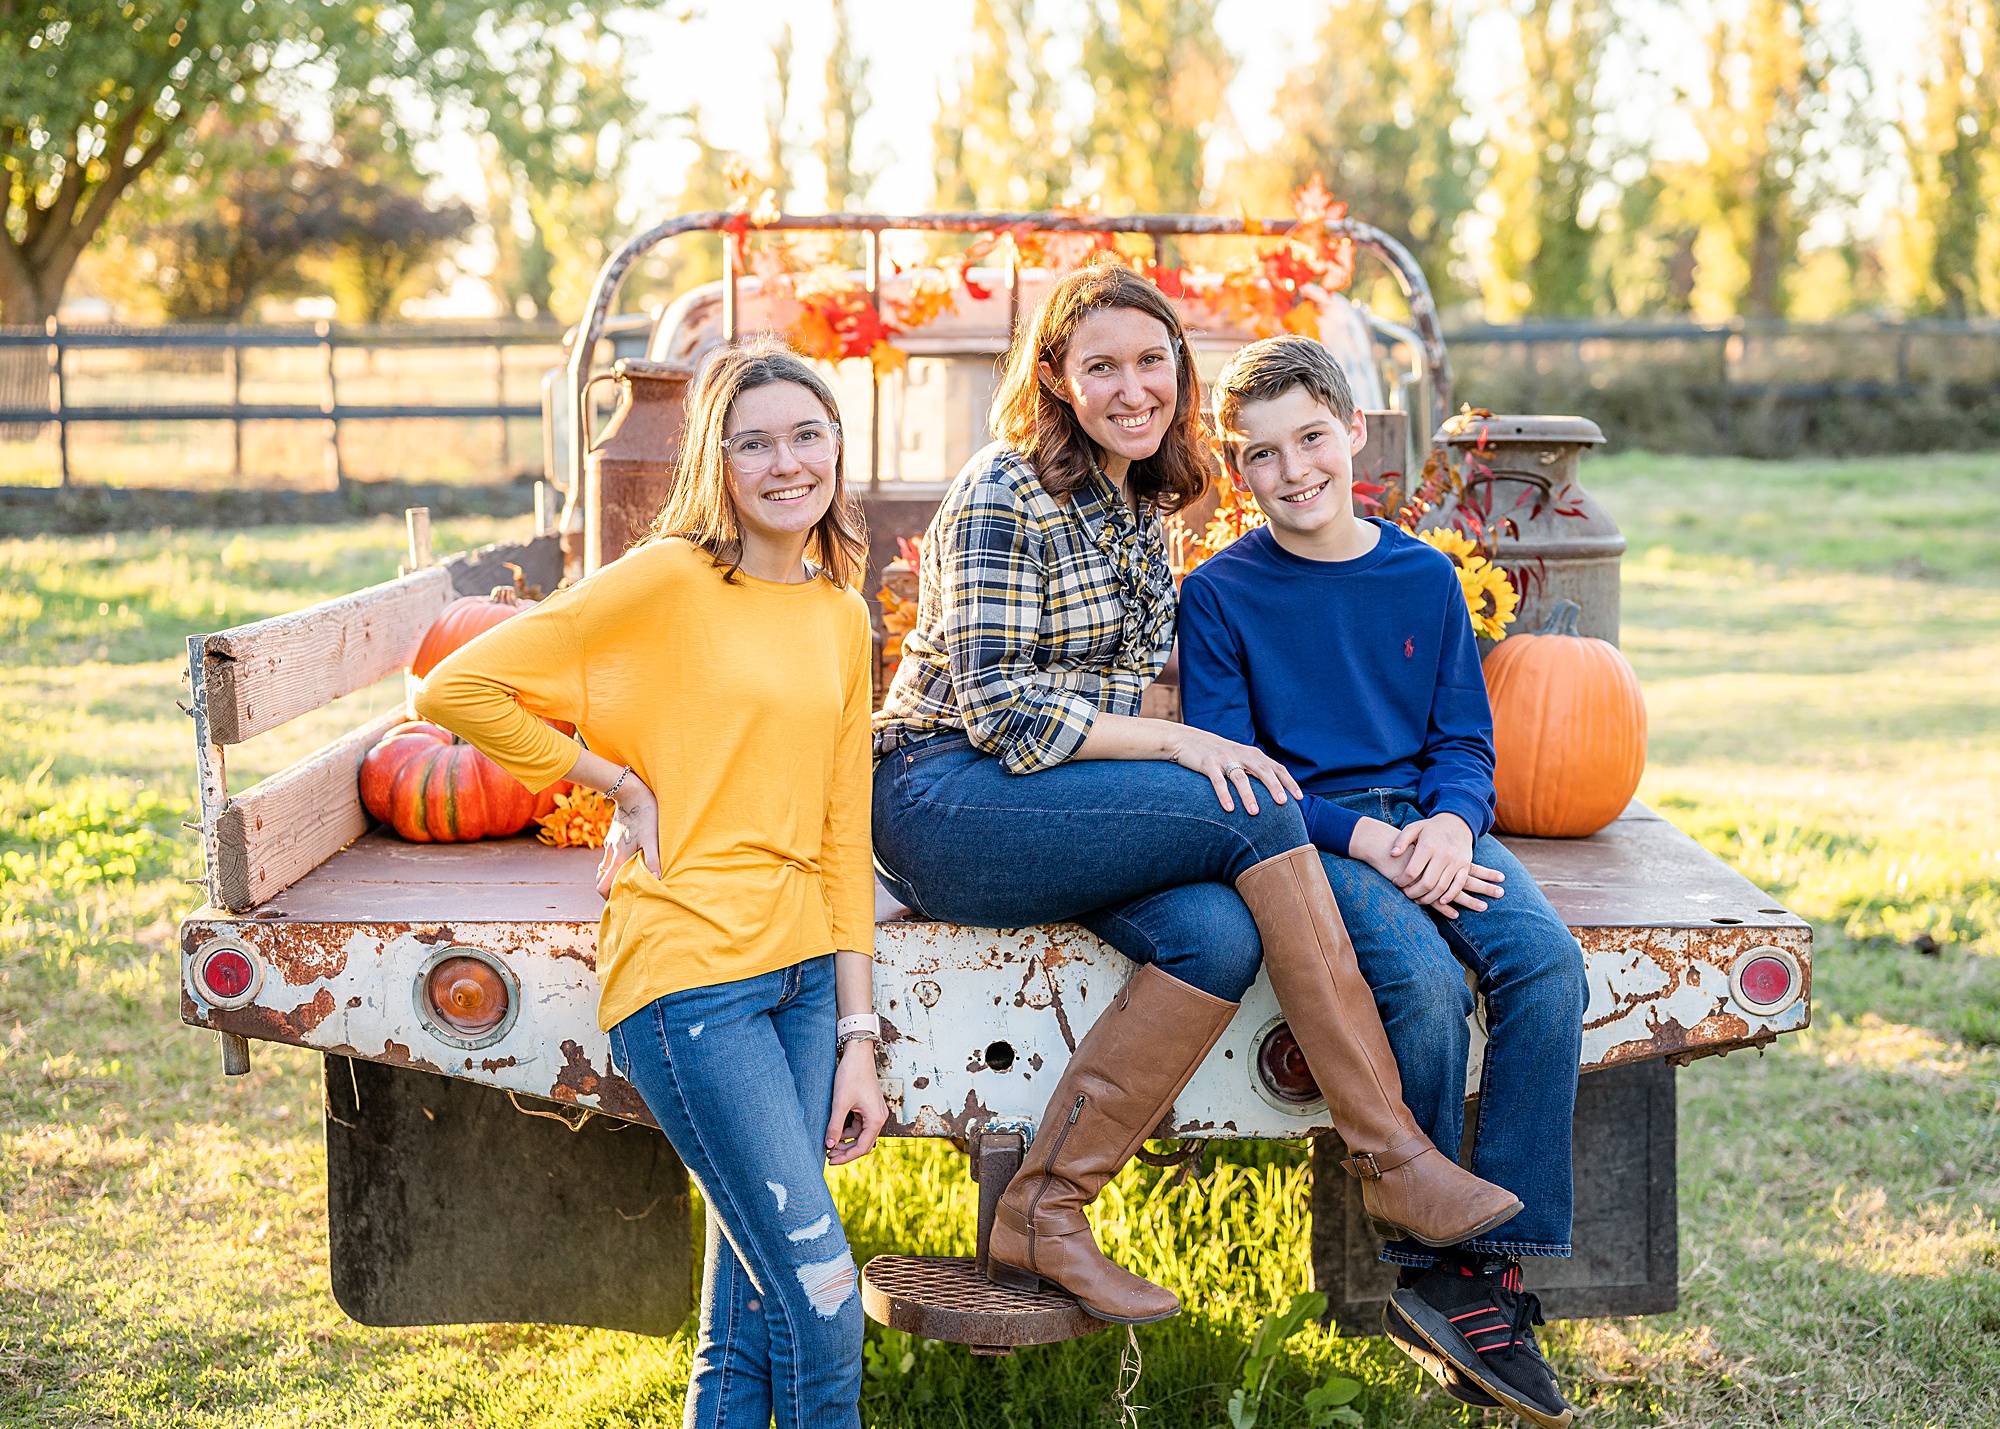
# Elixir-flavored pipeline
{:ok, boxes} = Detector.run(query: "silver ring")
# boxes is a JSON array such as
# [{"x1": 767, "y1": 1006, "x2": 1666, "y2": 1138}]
[{"x1": 1224, "y1": 762, "x2": 1246, "y2": 775}]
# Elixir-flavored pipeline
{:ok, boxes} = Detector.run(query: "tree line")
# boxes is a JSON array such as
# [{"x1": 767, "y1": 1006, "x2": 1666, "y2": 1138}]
[{"x1": 5, "y1": 0, "x2": 1995, "y2": 327}]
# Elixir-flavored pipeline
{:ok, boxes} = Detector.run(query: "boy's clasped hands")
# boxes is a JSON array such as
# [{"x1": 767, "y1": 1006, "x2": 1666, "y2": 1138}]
[{"x1": 1349, "y1": 812, "x2": 1506, "y2": 920}]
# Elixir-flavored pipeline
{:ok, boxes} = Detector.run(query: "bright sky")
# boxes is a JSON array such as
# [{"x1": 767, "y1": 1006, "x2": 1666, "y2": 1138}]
[{"x1": 415, "y1": 0, "x2": 1921, "y2": 307}]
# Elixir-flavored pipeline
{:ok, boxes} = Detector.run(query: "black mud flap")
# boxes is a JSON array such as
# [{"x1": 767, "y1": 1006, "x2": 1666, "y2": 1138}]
[
  {"x1": 324, "y1": 1055, "x2": 692, "y2": 1336},
  {"x1": 1312, "y1": 1056, "x2": 1677, "y2": 1332}
]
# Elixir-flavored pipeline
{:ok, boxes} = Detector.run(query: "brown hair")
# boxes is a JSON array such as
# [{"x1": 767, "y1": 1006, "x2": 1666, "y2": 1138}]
[
  {"x1": 988, "y1": 256, "x2": 1213, "y2": 514},
  {"x1": 646, "y1": 337, "x2": 868, "y2": 587},
  {"x1": 1211, "y1": 335, "x2": 1358, "y2": 471}
]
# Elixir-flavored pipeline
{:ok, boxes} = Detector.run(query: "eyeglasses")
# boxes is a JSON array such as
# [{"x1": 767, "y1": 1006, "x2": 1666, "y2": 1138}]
[{"x1": 721, "y1": 421, "x2": 841, "y2": 475}]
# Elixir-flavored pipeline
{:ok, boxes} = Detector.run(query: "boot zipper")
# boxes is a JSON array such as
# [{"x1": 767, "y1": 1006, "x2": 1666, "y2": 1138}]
[{"x1": 1024, "y1": 1094, "x2": 1087, "y2": 1237}]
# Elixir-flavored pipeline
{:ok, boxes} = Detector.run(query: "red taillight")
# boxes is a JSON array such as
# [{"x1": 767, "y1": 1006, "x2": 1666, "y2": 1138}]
[
  {"x1": 1738, "y1": 956, "x2": 1792, "y2": 1006},
  {"x1": 425, "y1": 955, "x2": 509, "y2": 1037},
  {"x1": 1256, "y1": 1022, "x2": 1322, "y2": 1105},
  {"x1": 202, "y1": 947, "x2": 255, "y2": 1000}
]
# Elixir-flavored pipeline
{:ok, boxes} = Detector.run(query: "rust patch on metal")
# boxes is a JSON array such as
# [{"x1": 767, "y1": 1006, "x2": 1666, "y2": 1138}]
[
  {"x1": 480, "y1": 1055, "x2": 519, "y2": 1072},
  {"x1": 1047, "y1": 980, "x2": 1077, "y2": 1054},
  {"x1": 914, "y1": 1076, "x2": 930, "y2": 1089},
  {"x1": 879, "y1": 1012, "x2": 904, "y2": 1046},
  {"x1": 211, "y1": 988, "x2": 337, "y2": 1042},
  {"x1": 263, "y1": 925, "x2": 350, "y2": 985},
  {"x1": 411, "y1": 925, "x2": 456, "y2": 946},
  {"x1": 550, "y1": 1038, "x2": 653, "y2": 1121},
  {"x1": 378, "y1": 1039, "x2": 446, "y2": 1074}
]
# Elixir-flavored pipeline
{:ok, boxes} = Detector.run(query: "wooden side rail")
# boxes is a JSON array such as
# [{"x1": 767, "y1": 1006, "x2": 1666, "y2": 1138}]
[
  {"x1": 212, "y1": 707, "x2": 408, "y2": 911},
  {"x1": 190, "y1": 530, "x2": 566, "y2": 912},
  {"x1": 200, "y1": 568, "x2": 455, "y2": 745}
]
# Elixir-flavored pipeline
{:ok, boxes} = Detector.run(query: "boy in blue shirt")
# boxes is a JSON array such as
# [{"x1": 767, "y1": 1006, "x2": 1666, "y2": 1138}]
[{"x1": 1179, "y1": 336, "x2": 1586, "y2": 1429}]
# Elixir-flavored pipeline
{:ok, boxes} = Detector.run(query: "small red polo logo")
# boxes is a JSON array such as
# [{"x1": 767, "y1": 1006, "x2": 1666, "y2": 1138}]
[{"x1": 1404, "y1": 637, "x2": 1415, "y2": 658}]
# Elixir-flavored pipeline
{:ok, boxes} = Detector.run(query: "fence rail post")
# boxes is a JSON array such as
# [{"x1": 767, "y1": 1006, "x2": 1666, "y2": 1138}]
[
  {"x1": 225, "y1": 340, "x2": 243, "y2": 477},
  {"x1": 318, "y1": 319, "x2": 342, "y2": 492},
  {"x1": 45, "y1": 315, "x2": 68, "y2": 487}
]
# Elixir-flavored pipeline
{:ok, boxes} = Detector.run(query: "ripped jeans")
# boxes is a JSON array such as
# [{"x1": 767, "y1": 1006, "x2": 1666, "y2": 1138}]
[{"x1": 609, "y1": 955, "x2": 862, "y2": 1429}]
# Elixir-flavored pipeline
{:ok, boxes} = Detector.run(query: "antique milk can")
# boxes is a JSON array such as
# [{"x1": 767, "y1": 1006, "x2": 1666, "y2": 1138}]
[
  {"x1": 575, "y1": 358, "x2": 695, "y2": 578},
  {"x1": 1425, "y1": 413, "x2": 1624, "y2": 643}
]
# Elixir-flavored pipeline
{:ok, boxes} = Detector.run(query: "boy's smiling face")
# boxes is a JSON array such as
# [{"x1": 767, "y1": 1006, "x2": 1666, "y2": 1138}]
[{"x1": 1226, "y1": 385, "x2": 1370, "y2": 549}]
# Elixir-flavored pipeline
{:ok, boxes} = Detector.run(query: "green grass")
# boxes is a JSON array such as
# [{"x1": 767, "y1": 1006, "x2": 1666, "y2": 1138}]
[{"x1": 4, "y1": 455, "x2": 2000, "y2": 1426}]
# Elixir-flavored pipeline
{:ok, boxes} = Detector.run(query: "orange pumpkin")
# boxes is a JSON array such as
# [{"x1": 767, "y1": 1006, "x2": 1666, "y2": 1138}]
[
  {"x1": 1483, "y1": 599, "x2": 1647, "y2": 838},
  {"x1": 409, "y1": 587, "x2": 531, "y2": 679},
  {"x1": 359, "y1": 721, "x2": 566, "y2": 843}
]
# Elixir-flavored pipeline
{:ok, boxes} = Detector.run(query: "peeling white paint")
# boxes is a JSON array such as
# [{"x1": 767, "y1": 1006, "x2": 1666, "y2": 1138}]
[{"x1": 787, "y1": 1212, "x2": 833, "y2": 1243}]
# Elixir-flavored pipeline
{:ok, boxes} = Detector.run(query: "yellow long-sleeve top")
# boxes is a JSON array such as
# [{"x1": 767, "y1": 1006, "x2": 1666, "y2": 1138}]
[{"x1": 413, "y1": 537, "x2": 875, "y2": 1030}]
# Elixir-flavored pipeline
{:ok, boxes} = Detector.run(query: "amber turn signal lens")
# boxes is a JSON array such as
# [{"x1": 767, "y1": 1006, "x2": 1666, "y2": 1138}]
[
  {"x1": 425, "y1": 956, "x2": 508, "y2": 1036},
  {"x1": 1256, "y1": 1022, "x2": 1322, "y2": 1105}
]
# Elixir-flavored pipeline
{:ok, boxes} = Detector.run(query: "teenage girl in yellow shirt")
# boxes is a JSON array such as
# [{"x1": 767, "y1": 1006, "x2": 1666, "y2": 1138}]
[{"x1": 417, "y1": 340, "x2": 885, "y2": 1429}]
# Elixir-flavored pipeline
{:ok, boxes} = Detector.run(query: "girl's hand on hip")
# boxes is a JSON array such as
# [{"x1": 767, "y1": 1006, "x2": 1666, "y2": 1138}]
[
  {"x1": 1170, "y1": 727, "x2": 1303, "y2": 815},
  {"x1": 595, "y1": 780, "x2": 662, "y2": 898},
  {"x1": 826, "y1": 1040, "x2": 889, "y2": 1165}
]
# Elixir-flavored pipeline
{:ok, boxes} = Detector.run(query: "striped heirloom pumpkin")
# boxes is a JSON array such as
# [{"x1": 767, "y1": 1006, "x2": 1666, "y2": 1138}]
[{"x1": 359, "y1": 722, "x2": 564, "y2": 843}]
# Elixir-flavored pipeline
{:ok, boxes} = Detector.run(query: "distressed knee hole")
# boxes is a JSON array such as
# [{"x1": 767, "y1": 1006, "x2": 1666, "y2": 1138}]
[
  {"x1": 766, "y1": 1180, "x2": 788, "y2": 1212},
  {"x1": 687, "y1": 1022, "x2": 704, "y2": 1039},
  {"x1": 796, "y1": 1251, "x2": 856, "y2": 1318},
  {"x1": 787, "y1": 1212, "x2": 833, "y2": 1243}
]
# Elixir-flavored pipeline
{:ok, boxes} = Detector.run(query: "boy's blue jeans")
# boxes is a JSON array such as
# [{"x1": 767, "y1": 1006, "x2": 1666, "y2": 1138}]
[
  {"x1": 873, "y1": 732, "x2": 1307, "y2": 1002},
  {"x1": 608, "y1": 956, "x2": 862, "y2": 1429},
  {"x1": 1321, "y1": 789, "x2": 1588, "y2": 1266}
]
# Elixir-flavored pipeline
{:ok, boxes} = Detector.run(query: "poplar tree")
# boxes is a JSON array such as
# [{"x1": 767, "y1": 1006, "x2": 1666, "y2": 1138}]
[
  {"x1": 1246, "y1": 0, "x2": 1476, "y2": 305},
  {"x1": 1080, "y1": 0, "x2": 1235, "y2": 213},
  {"x1": 1485, "y1": 0, "x2": 1611, "y2": 318},
  {"x1": 819, "y1": 0, "x2": 871, "y2": 209},
  {"x1": 1897, "y1": 0, "x2": 1999, "y2": 316},
  {"x1": 1687, "y1": 0, "x2": 1852, "y2": 318},
  {"x1": 931, "y1": 0, "x2": 1068, "y2": 210}
]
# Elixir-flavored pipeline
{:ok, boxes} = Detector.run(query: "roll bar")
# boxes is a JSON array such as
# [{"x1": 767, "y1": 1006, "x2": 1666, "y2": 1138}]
[{"x1": 561, "y1": 211, "x2": 1453, "y2": 534}]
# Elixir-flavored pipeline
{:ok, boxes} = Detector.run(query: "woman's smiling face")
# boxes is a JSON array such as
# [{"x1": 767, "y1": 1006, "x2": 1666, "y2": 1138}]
[
  {"x1": 722, "y1": 379, "x2": 840, "y2": 547},
  {"x1": 1040, "y1": 306, "x2": 1180, "y2": 476}
]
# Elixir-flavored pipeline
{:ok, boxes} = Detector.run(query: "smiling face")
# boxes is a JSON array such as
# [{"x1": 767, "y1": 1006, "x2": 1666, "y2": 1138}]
[
  {"x1": 1227, "y1": 384, "x2": 1370, "y2": 551},
  {"x1": 722, "y1": 379, "x2": 841, "y2": 558},
  {"x1": 1038, "y1": 306, "x2": 1180, "y2": 482}
]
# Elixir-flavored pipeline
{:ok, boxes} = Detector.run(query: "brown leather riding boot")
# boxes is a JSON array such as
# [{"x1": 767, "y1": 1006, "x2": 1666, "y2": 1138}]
[
  {"x1": 1236, "y1": 846, "x2": 1524, "y2": 1248},
  {"x1": 985, "y1": 964, "x2": 1236, "y2": 1323}
]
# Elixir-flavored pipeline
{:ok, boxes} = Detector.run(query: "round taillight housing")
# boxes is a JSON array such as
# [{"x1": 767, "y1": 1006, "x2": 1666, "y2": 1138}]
[
  {"x1": 1729, "y1": 945, "x2": 1803, "y2": 1016},
  {"x1": 190, "y1": 936, "x2": 262, "y2": 1009},
  {"x1": 413, "y1": 947, "x2": 519, "y2": 1049},
  {"x1": 1250, "y1": 1018, "x2": 1324, "y2": 1112}
]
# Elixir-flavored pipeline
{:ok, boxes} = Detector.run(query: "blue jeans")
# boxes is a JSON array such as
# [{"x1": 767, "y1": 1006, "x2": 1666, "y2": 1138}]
[
  {"x1": 608, "y1": 957, "x2": 862, "y2": 1429},
  {"x1": 872, "y1": 733, "x2": 1311, "y2": 1002},
  {"x1": 1320, "y1": 789, "x2": 1588, "y2": 1265}
]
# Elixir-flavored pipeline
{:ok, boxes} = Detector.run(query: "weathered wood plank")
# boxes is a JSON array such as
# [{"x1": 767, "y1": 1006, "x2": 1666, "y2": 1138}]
[
  {"x1": 203, "y1": 568, "x2": 452, "y2": 744},
  {"x1": 213, "y1": 708, "x2": 406, "y2": 910},
  {"x1": 442, "y1": 533, "x2": 564, "y2": 600}
]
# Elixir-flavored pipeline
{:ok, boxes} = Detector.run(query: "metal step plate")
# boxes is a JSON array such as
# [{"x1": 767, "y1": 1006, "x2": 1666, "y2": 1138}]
[{"x1": 861, "y1": 1255, "x2": 1107, "y2": 1353}]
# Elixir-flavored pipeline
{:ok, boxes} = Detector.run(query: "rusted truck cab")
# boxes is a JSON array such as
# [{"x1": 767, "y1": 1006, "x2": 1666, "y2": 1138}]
[{"x1": 179, "y1": 210, "x2": 1810, "y2": 1345}]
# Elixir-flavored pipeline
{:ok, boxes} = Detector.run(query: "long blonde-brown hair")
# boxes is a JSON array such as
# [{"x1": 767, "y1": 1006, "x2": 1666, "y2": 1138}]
[
  {"x1": 989, "y1": 257, "x2": 1213, "y2": 514},
  {"x1": 646, "y1": 338, "x2": 868, "y2": 587}
]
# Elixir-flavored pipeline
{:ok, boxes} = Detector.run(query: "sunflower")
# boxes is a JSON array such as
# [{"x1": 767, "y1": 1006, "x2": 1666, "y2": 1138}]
[
  {"x1": 1456, "y1": 555, "x2": 1520, "y2": 641},
  {"x1": 1416, "y1": 527, "x2": 1479, "y2": 561},
  {"x1": 536, "y1": 788, "x2": 615, "y2": 849}
]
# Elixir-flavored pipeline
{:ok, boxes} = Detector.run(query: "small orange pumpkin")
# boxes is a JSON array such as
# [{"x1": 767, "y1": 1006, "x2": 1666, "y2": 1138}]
[
  {"x1": 409, "y1": 586, "x2": 531, "y2": 679},
  {"x1": 359, "y1": 721, "x2": 566, "y2": 843},
  {"x1": 1483, "y1": 599, "x2": 1647, "y2": 838}
]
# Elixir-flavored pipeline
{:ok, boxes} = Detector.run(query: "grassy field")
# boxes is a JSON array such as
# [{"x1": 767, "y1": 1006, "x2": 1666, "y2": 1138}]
[{"x1": 2, "y1": 452, "x2": 1997, "y2": 1427}]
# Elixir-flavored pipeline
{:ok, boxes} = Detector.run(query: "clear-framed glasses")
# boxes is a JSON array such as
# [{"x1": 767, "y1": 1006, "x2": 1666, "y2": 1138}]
[{"x1": 721, "y1": 421, "x2": 841, "y2": 475}]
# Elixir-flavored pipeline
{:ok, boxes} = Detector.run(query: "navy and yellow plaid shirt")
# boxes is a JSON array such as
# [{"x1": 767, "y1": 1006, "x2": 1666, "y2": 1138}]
[{"x1": 873, "y1": 443, "x2": 1176, "y2": 774}]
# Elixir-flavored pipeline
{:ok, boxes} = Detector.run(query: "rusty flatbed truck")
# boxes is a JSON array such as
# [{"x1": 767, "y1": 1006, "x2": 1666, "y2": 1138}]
[{"x1": 178, "y1": 210, "x2": 1812, "y2": 1350}]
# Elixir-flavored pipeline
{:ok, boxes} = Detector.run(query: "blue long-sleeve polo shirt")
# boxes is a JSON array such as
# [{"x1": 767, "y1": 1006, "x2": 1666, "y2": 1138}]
[{"x1": 1176, "y1": 520, "x2": 1497, "y2": 857}]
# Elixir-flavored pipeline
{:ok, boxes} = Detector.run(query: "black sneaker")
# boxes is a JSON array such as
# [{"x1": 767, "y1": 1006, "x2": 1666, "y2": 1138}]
[
  {"x1": 1389, "y1": 1254, "x2": 1576, "y2": 1429},
  {"x1": 1380, "y1": 1301, "x2": 1500, "y2": 1408}
]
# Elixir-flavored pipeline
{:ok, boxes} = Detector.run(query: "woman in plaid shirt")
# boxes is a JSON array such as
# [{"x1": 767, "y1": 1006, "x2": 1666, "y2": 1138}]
[{"x1": 872, "y1": 259, "x2": 1519, "y2": 1325}]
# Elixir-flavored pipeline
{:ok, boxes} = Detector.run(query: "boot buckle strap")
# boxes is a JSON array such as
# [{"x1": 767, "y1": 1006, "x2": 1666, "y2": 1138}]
[{"x1": 1340, "y1": 1151, "x2": 1382, "y2": 1180}]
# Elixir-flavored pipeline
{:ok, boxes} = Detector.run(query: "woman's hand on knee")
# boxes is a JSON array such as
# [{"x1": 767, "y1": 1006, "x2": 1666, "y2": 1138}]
[
  {"x1": 825, "y1": 1041, "x2": 889, "y2": 1166},
  {"x1": 1168, "y1": 727, "x2": 1302, "y2": 815}
]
